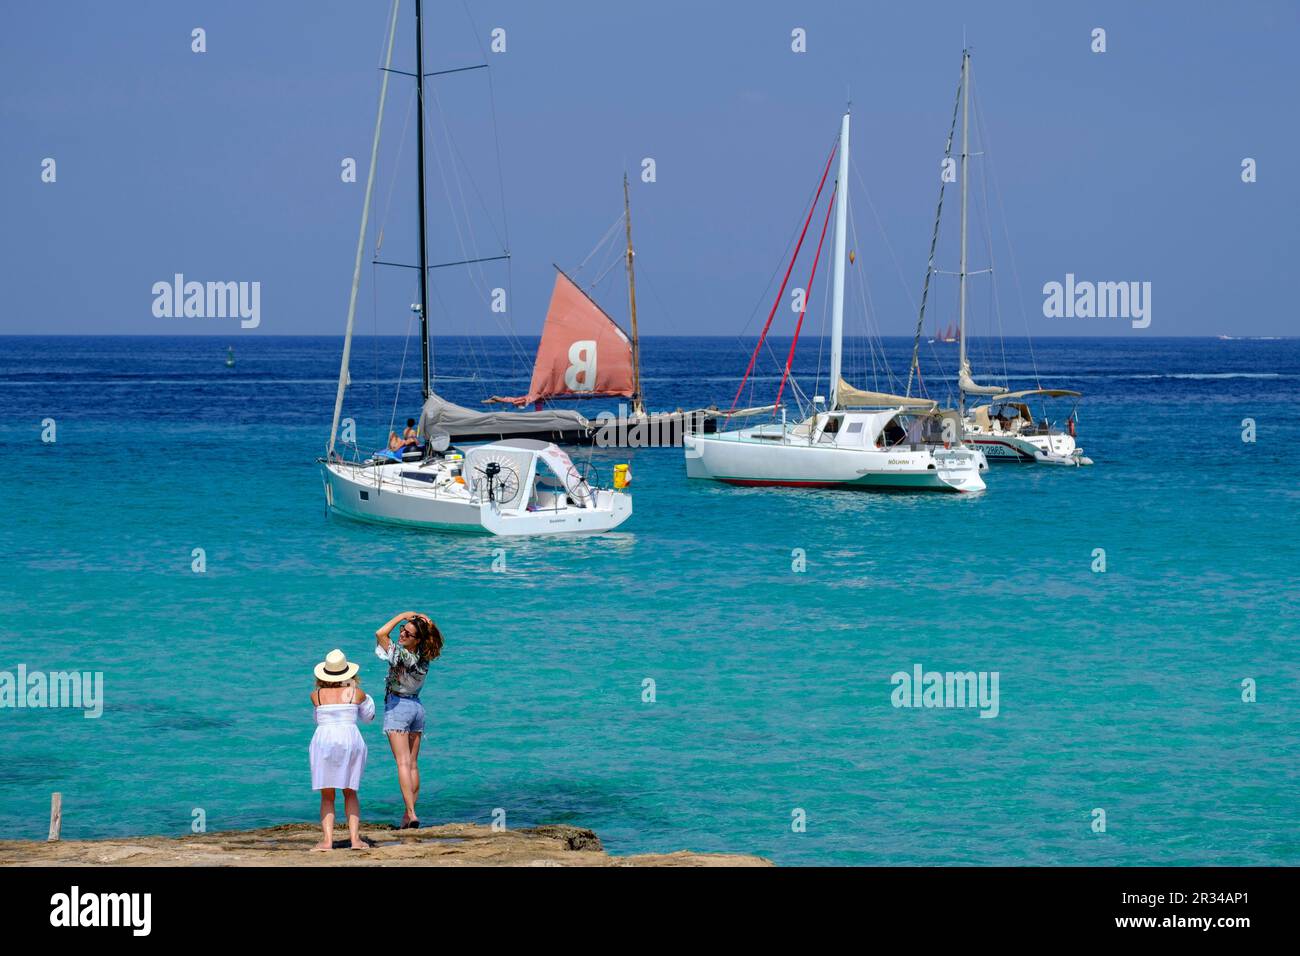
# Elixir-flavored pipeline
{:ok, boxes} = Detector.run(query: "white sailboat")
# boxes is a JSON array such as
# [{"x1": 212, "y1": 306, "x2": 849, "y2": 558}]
[
  {"x1": 318, "y1": 0, "x2": 632, "y2": 536},
  {"x1": 684, "y1": 111, "x2": 987, "y2": 493},
  {"x1": 937, "y1": 51, "x2": 1091, "y2": 466}
]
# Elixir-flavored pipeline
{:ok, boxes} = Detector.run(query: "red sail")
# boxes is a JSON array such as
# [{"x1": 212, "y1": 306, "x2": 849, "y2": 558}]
[{"x1": 491, "y1": 270, "x2": 634, "y2": 406}]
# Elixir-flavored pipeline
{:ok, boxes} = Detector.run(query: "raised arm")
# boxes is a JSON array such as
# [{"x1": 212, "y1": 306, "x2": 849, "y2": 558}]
[{"x1": 375, "y1": 611, "x2": 412, "y2": 652}]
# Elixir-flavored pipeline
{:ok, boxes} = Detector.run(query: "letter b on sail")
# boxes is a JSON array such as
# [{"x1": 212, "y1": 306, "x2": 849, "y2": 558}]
[{"x1": 565, "y1": 340, "x2": 597, "y2": 392}]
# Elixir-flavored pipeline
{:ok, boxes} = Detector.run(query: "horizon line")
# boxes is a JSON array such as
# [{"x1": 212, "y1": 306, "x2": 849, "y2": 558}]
[{"x1": 0, "y1": 333, "x2": 1288, "y2": 340}]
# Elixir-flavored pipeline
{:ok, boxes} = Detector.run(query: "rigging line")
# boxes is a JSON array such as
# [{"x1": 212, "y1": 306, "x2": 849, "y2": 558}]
[
  {"x1": 426, "y1": 81, "x2": 507, "y2": 253},
  {"x1": 330, "y1": 0, "x2": 401, "y2": 457},
  {"x1": 975, "y1": 76, "x2": 1042, "y2": 391},
  {"x1": 792, "y1": 200, "x2": 839, "y2": 415},
  {"x1": 972, "y1": 88, "x2": 1010, "y2": 391},
  {"x1": 574, "y1": 213, "x2": 626, "y2": 274},
  {"x1": 751, "y1": 132, "x2": 846, "y2": 413},
  {"x1": 419, "y1": 108, "x2": 517, "y2": 380},
  {"x1": 728, "y1": 138, "x2": 838, "y2": 417},
  {"x1": 372, "y1": 263, "x2": 380, "y2": 447},
  {"x1": 424, "y1": 90, "x2": 489, "y2": 300},
  {"x1": 457, "y1": 0, "x2": 511, "y2": 256},
  {"x1": 389, "y1": 300, "x2": 416, "y2": 438},
  {"x1": 375, "y1": 88, "x2": 416, "y2": 256},
  {"x1": 851, "y1": 160, "x2": 920, "y2": 319},
  {"x1": 423, "y1": 105, "x2": 506, "y2": 390},
  {"x1": 589, "y1": 220, "x2": 629, "y2": 294},
  {"x1": 731, "y1": 128, "x2": 842, "y2": 353},
  {"x1": 907, "y1": 64, "x2": 962, "y2": 397},
  {"x1": 777, "y1": 183, "x2": 837, "y2": 410},
  {"x1": 423, "y1": 91, "x2": 530, "y2": 373},
  {"x1": 846, "y1": 198, "x2": 893, "y2": 393},
  {"x1": 426, "y1": 277, "x2": 485, "y2": 385},
  {"x1": 453, "y1": 0, "x2": 523, "y2": 376},
  {"x1": 456, "y1": 0, "x2": 524, "y2": 379}
]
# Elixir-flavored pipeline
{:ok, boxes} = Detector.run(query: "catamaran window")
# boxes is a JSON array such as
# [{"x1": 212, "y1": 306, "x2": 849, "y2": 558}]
[
  {"x1": 844, "y1": 421, "x2": 864, "y2": 434},
  {"x1": 881, "y1": 419, "x2": 908, "y2": 445}
]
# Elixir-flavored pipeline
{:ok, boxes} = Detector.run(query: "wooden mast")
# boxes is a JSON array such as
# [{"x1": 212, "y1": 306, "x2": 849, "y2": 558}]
[{"x1": 623, "y1": 174, "x2": 645, "y2": 417}]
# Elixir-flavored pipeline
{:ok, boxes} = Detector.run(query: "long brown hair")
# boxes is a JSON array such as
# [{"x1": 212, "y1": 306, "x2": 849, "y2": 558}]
[{"x1": 410, "y1": 617, "x2": 444, "y2": 663}]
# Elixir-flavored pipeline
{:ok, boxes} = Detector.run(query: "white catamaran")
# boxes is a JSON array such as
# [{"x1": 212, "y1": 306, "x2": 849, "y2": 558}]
[
  {"x1": 318, "y1": 0, "x2": 632, "y2": 536},
  {"x1": 684, "y1": 111, "x2": 987, "y2": 493}
]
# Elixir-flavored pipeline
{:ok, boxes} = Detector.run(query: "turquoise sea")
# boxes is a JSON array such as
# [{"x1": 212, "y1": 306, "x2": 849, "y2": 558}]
[{"x1": 1, "y1": 334, "x2": 1297, "y2": 865}]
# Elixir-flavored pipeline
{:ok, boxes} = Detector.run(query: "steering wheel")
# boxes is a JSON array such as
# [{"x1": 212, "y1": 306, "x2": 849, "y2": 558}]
[
  {"x1": 474, "y1": 461, "x2": 520, "y2": 504},
  {"x1": 565, "y1": 460, "x2": 600, "y2": 506}
]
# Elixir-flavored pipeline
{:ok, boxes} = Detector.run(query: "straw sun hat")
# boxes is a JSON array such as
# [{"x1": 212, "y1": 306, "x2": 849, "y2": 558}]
[{"x1": 314, "y1": 648, "x2": 360, "y2": 683}]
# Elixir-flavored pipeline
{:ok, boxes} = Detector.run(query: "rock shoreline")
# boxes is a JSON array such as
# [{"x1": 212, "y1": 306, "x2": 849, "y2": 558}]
[{"x1": 0, "y1": 822, "x2": 771, "y2": 867}]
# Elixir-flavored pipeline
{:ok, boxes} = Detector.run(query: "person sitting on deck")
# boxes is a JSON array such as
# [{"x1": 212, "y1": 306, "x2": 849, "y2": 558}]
[{"x1": 387, "y1": 418, "x2": 421, "y2": 453}]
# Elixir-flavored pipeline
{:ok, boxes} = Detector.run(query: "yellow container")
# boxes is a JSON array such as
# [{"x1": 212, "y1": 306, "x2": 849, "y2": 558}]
[{"x1": 613, "y1": 463, "x2": 631, "y2": 489}]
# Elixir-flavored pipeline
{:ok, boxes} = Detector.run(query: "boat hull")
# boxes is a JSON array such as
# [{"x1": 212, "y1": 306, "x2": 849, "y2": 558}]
[
  {"x1": 965, "y1": 431, "x2": 1086, "y2": 465},
  {"x1": 684, "y1": 434, "x2": 985, "y2": 493},
  {"x1": 321, "y1": 461, "x2": 632, "y2": 536}
]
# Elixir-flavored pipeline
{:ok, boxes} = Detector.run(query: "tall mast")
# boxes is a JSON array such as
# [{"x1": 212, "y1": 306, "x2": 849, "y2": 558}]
[
  {"x1": 623, "y1": 174, "x2": 644, "y2": 417},
  {"x1": 415, "y1": 0, "x2": 432, "y2": 398},
  {"x1": 827, "y1": 110, "x2": 851, "y2": 409},
  {"x1": 328, "y1": 0, "x2": 401, "y2": 456},
  {"x1": 957, "y1": 48, "x2": 970, "y2": 415}
]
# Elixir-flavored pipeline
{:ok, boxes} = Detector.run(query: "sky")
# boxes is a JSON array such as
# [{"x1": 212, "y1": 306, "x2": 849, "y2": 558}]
[{"x1": 2, "y1": 0, "x2": 1297, "y2": 338}]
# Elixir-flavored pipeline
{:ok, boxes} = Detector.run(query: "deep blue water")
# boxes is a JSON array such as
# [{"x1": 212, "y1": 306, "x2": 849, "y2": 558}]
[{"x1": 1, "y1": 334, "x2": 1298, "y2": 865}]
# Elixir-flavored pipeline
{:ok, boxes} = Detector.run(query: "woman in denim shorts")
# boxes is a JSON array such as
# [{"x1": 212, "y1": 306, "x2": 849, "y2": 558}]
[{"x1": 374, "y1": 610, "x2": 444, "y2": 829}]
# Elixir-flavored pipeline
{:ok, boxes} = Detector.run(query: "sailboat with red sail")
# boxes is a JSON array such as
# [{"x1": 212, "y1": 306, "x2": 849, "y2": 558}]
[{"x1": 479, "y1": 176, "x2": 767, "y2": 446}]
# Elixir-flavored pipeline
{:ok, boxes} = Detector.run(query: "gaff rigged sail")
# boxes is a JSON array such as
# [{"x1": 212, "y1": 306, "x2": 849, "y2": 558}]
[{"x1": 487, "y1": 269, "x2": 634, "y2": 407}]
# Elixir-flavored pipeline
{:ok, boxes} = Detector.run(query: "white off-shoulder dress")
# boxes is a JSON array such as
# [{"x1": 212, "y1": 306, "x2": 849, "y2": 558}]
[{"x1": 309, "y1": 690, "x2": 376, "y2": 791}]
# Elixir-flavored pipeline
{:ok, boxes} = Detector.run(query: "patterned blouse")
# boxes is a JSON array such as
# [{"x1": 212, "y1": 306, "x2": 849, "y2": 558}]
[{"x1": 375, "y1": 642, "x2": 430, "y2": 698}]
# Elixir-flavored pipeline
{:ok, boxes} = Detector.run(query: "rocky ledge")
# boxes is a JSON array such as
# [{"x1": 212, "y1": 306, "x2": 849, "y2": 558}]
[{"x1": 0, "y1": 822, "x2": 771, "y2": 867}]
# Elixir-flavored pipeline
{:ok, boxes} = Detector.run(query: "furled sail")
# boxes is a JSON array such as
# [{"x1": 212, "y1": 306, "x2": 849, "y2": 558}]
[
  {"x1": 837, "y1": 378, "x2": 938, "y2": 409},
  {"x1": 487, "y1": 269, "x2": 634, "y2": 407},
  {"x1": 958, "y1": 359, "x2": 1003, "y2": 396}
]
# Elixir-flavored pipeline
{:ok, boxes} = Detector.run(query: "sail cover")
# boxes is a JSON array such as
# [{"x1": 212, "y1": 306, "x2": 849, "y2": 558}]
[
  {"x1": 419, "y1": 391, "x2": 590, "y2": 441},
  {"x1": 958, "y1": 359, "x2": 1004, "y2": 396},
  {"x1": 489, "y1": 270, "x2": 634, "y2": 406},
  {"x1": 837, "y1": 378, "x2": 938, "y2": 409}
]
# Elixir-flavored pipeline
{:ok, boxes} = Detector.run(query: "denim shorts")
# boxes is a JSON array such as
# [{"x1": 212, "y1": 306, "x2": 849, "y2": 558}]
[{"x1": 383, "y1": 694, "x2": 425, "y2": 734}]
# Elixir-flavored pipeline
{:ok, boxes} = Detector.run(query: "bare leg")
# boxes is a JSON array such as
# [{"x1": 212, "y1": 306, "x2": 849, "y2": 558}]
[
  {"x1": 314, "y1": 789, "x2": 336, "y2": 850},
  {"x1": 343, "y1": 789, "x2": 364, "y2": 848},
  {"x1": 408, "y1": 733, "x2": 422, "y2": 816},
  {"x1": 387, "y1": 732, "x2": 418, "y2": 826}
]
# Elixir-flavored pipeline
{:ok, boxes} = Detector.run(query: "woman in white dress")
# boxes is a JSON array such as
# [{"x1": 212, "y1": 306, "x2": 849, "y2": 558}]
[{"x1": 309, "y1": 649, "x2": 376, "y2": 851}]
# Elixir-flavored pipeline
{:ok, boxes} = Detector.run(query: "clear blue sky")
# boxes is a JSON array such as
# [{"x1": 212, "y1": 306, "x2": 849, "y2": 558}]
[{"x1": 2, "y1": 1, "x2": 1296, "y2": 337}]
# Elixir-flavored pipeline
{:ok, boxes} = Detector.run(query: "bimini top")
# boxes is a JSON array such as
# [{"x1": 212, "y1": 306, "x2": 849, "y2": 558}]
[
  {"x1": 462, "y1": 440, "x2": 595, "y2": 509},
  {"x1": 988, "y1": 389, "x2": 1082, "y2": 401}
]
